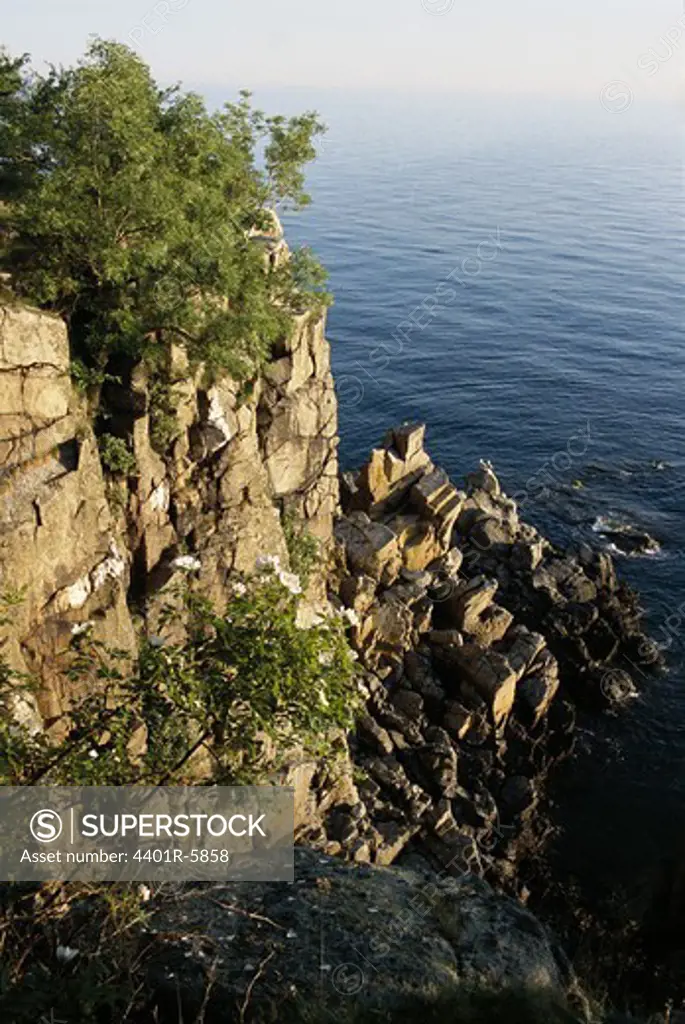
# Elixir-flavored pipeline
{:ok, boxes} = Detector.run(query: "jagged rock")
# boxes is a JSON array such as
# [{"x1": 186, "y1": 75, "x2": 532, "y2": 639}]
[
  {"x1": 412, "y1": 595, "x2": 433, "y2": 635},
  {"x1": 390, "y1": 514, "x2": 444, "y2": 571},
  {"x1": 336, "y1": 512, "x2": 402, "y2": 585},
  {"x1": 372, "y1": 819, "x2": 420, "y2": 865},
  {"x1": 326, "y1": 810, "x2": 360, "y2": 846},
  {"x1": 410, "y1": 469, "x2": 465, "y2": 546},
  {"x1": 392, "y1": 422, "x2": 426, "y2": 461},
  {"x1": 511, "y1": 537, "x2": 545, "y2": 572},
  {"x1": 470, "y1": 516, "x2": 517, "y2": 550},
  {"x1": 462, "y1": 710, "x2": 492, "y2": 748},
  {"x1": 0, "y1": 304, "x2": 74, "y2": 468},
  {"x1": 534, "y1": 559, "x2": 597, "y2": 604},
  {"x1": 423, "y1": 829, "x2": 483, "y2": 877},
  {"x1": 400, "y1": 566, "x2": 434, "y2": 587},
  {"x1": 428, "y1": 545, "x2": 465, "y2": 579},
  {"x1": 363, "y1": 755, "x2": 432, "y2": 819},
  {"x1": 358, "y1": 713, "x2": 394, "y2": 756},
  {"x1": 419, "y1": 726, "x2": 459, "y2": 798},
  {"x1": 547, "y1": 601, "x2": 599, "y2": 638},
  {"x1": 466, "y1": 460, "x2": 502, "y2": 497},
  {"x1": 353, "y1": 427, "x2": 432, "y2": 513},
  {"x1": 443, "y1": 700, "x2": 473, "y2": 740},
  {"x1": 448, "y1": 576, "x2": 499, "y2": 632},
  {"x1": 376, "y1": 704, "x2": 424, "y2": 746},
  {"x1": 448, "y1": 644, "x2": 518, "y2": 728},
  {"x1": 466, "y1": 603, "x2": 514, "y2": 646},
  {"x1": 404, "y1": 650, "x2": 446, "y2": 704},
  {"x1": 429, "y1": 628, "x2": 464, "y2": 647},
  {"x1": 502, "y1": 627, "x2": 549, "y2": 681},
  {"x1": 518, "y1": 671, "x2": 559, "y2": 725},
  {"x1": 390, "y1": 689, "x2": 424, "y2": 719},
  {"x1": 357, "y1": 599, "x2": 415, "y2": 670},
  {"x1": 340, "y1": 573, "x2": 377, "y2": 615},
  {"x1": 383, "y1": 578, "x2": 432, "y2": 609}
]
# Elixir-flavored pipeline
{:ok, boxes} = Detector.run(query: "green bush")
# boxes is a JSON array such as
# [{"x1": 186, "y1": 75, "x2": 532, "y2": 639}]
[
  {"x1": 283, "y1": 512, "x2": 321, "y2": 587},
  {"x1": 0, "y1": 560, "x2": 359, "y2": 787},
  {"x1": 98, "y1": 433, "x2": 137, "y2": 477}
]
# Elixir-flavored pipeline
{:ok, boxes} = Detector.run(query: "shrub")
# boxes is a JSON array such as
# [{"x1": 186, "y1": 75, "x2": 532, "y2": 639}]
[
  {"x1": 98, "y1": 434, "x2": 137, "y2": 477},
  {"x1": 282, "y1": 512, "x2": 321, "y2": 587},
  {"x1": 0, "y1": 560, "x2": 359, "y2": 787}
]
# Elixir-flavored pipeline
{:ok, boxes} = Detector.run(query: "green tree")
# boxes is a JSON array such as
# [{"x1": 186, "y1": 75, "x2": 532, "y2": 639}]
[{"x1": 0, "y1": 40, "x2": 327, "y2": 378}]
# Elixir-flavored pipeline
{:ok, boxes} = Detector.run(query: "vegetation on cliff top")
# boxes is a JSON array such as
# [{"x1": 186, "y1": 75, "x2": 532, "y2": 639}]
[{"x1": 0, "y1": 39, "x2": 329, "y2": 379}]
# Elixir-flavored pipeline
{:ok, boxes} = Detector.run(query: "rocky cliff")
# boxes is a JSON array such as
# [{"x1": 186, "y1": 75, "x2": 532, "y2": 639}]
[
  {"x1": 0, "y1": 301, "x2": 338, "y2": 731},
  {"x1": 0, "y1": 295, "x2": 659, "y2": 867},
  {"x1": 0, "y1": 296, "x2": 664, "y2": 1022}
]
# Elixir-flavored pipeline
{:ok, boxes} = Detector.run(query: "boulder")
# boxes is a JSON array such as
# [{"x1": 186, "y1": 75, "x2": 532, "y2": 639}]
[
  {"x1": 419, "y1": 726, "x2": 459, "y2": 798},
  {"x1": 340, "y1": 573, "x2": 377, "y2": 616},
  {"x1": 448, "y1": 644, "x2": 518, "y2": 728},
  {"x1": 518, "y1": 671, "x2": 559, "y2": 725},
  {"x1": 336, "y1": 513, "x2": 402, "y2": 585},
  {"x1": 448, "y1": 576, "x2": 499, "y2": 632},
  {"x1": 443, "y1": 701, "x2": 473, "y2": 740},
  {"x1": 358, "y1": 714, "x2": 395, "y2": 756},
  {"x1": 466, "y1": 603, "x2": 514, "y2": 646},
  {"x1": 390, "y1": 514, "x2": 444, "y2": 571},
  {"x1": 465, "y1": 460, "x2": 502, "y2": 497}
]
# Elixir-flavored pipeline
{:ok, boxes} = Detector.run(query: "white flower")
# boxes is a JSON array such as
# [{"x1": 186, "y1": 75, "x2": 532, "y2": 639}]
[
  {"x1": 255, "y1": 554, "x2": 281, "y2": 573},
  {"x1": 70, "y1": 621, "x2": 93, "y2": 636},
  {"x1": 56, "y1": 945, "x2": 80, "y2": 964},
  {"x1": 342, "y1": 608, "x2": 360, "y2": 627},
  {"x1": 232, "y1": 581, "x2": 247, "y2": 596},
  {"x1": 138, "y1": 884, "x2": 152, "y2": 902},
  {"x1": 318, "y1": 651, "x2": 334, "y2": 667},
  {"x1": 278, "y1": 570, "x2": 302, "y2": 596},
  {"x1": 172, "y1": 555, "x2": 202, "y2": 572},
  {"x1": 88, "y1": 749, "x2": 99, "y2": 760}
]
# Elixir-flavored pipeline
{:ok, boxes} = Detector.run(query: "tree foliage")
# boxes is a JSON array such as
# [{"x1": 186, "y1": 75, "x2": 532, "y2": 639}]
[{"x1": 0, "y1": 40, "x2": 328, "y2": 376}]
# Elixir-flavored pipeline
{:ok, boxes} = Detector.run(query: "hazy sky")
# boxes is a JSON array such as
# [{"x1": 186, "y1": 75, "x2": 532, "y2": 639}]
[{"x1": 2, "y1": 0, "x2": 682, "y2": 102}]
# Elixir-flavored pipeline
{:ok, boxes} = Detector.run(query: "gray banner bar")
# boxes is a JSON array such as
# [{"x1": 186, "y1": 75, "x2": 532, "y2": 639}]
[{"x1": 0, "y1": 787, "x2": 294, "y2": 881}]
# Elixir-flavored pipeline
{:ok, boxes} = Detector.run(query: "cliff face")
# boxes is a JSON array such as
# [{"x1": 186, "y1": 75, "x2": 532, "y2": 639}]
[{"x1": 0, "y1": 301, "x2": 338, "y2": 730}]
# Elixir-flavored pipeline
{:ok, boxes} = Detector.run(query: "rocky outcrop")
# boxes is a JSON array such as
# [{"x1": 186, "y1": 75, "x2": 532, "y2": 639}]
[
  {"x1": 0, "y1": 301, "x2": 338, "y2": 727},
  {"x1": 322, "y1": 425, "x2": 659, "y2": 882},
  {"x1": 0, "y1": 305, "x2": 135, "y2": 730},
  {"x1": 143, "y1": 847, "x2": 580, "y2": 1023}
]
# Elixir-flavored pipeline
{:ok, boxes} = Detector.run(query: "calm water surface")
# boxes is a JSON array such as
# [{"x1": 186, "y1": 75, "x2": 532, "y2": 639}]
[{"x1": 278, "y1": 92, "x2": 685, "y2": 896}]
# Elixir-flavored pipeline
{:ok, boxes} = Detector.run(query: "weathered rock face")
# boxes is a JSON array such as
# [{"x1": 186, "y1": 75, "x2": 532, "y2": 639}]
[
  {"x1": 0, "y1": 305, "x2": 135, "y2": 730},
  {"x1": 0, "y1": 302, "x2": 338, "y2": 725},
  {"x1": 144, "y1": 847, "x2": 577, "y2": 1023}
]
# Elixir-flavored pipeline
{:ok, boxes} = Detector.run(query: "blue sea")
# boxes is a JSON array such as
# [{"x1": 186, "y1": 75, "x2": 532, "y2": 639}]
[{"x1": 282, "y1": 92, "x2": 685, "y2": 901}]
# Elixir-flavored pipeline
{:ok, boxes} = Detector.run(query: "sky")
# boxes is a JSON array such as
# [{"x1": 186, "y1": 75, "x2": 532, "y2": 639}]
[{"x1": 2, "y1": 0, "x2": 683, "y2": 104}]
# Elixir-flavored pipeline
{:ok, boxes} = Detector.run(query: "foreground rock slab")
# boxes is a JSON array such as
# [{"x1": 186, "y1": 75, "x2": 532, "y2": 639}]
[{"x1": 145, "y1": 848, "x2": 576, "y2": 1023}]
